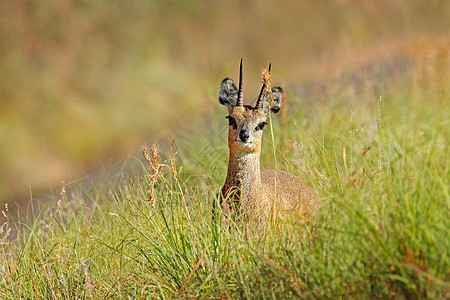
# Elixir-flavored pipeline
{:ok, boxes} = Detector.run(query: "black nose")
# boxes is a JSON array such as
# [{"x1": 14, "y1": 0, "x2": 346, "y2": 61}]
[
  {"x1": 271, "y1": 106, "x2": 280, "y2": 113},
  {"x1": 239, "y1": 130, "x2": 249, "y2": 142}
]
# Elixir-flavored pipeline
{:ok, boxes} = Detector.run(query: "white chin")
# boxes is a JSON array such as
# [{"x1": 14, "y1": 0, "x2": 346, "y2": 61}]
[{"x1": 237, "y1": 141, "x2": 253, "y2": 149}]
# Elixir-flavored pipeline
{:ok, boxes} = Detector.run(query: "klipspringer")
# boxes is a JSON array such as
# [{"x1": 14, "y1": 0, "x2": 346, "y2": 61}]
[{"x1": 217, "y1": 59, "x2": 320, "y2": 223}]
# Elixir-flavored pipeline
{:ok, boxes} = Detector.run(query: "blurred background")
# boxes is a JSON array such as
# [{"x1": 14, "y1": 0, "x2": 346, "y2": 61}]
[{"x1": 0, "y1": 0, "x2": 449, "y2": 211}]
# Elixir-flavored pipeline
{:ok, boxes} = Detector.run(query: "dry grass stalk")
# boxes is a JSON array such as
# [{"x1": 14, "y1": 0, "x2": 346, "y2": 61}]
[
  {"x1": 142, "y1": 143, "x2": 161, "y2": 206},
  {"x1": 261, "y1": 66, "x2": 273, "y2": 106},
  {"x1": 142, "y1": 141, "x2": 179, "y2": 206},
  {"x1": 169, "y1": 140, "x2": 178, "y2": 182}
]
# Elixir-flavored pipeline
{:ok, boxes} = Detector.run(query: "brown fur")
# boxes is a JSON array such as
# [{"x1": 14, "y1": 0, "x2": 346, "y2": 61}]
[
  {"x1": 220, "y1": 107, "x2": 320, "y2": 222},
  {"x1": 217, "y1": 62, "x2": 320, "y2": 223}
]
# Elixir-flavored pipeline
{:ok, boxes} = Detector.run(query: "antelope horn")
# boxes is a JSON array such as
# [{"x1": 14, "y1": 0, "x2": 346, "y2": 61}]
[
  {"x1": 256, "y1": 83, "x2": 266, "y2": 110},
  {"x1": 237, "y1": 58, "x2": 244, "y2": 107},
  {"x1": 255, "y1": 63, "x2": 271, "y2": 110}
]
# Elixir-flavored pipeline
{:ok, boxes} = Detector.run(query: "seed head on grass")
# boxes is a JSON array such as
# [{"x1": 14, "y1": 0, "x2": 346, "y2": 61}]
[
  {"x1": 142, "y1": 141, "x2": 179, "y2": 206},
  {"x1": 261, "y1": 64, "x2": 273, "y2": 106},
  {"x1": 142, "y1": 143, "x2": 160, "y2": 178},
  {"x1": 0, "y1": 204, "x2": 10, "y2": 242},
  {"x1": 168, "y1": 140, "x2": 179, "y2": 182},
  {"x1": 142, "y1": 143, "x2": 162, "y2": 206}
]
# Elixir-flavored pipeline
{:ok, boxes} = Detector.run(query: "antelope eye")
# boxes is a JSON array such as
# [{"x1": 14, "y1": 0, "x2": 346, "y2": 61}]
[
  {"x1": 255, "y1": 122, "x2": 267, "y2": 131},
  {"x1": 226, "y1": 116, "x2": 237, "y2": 129}
]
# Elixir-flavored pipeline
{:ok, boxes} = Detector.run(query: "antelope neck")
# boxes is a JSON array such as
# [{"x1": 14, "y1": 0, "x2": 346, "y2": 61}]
[{"x1": 225, "y1": 151, "x2": 262, "y2": 197}]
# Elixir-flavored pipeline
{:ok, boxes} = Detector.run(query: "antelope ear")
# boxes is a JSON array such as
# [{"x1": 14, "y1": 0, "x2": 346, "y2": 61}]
[
  {"x1": 269, "y1": 87, "x2": 283, "y2": 114},
  {"x1": 219, "y1": 78, "x2": 238, "y2": 111}
]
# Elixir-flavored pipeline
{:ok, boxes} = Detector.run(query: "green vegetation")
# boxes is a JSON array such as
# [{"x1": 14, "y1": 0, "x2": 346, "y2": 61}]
[
  {"x1": 1, "y1": 1, "x2": 448, "y2": 298},
  {"x1": 1, "y1": 74, "x2": 448, "y2": 298}
]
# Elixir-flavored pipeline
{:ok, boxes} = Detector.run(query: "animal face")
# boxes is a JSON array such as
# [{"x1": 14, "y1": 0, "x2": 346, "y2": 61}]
[
  {"x1": 226, "y1": 106, "x2": 268, "y2": 153},
  {"x1": 219, "y1": 60, "x2": 284, "y2": 153}
]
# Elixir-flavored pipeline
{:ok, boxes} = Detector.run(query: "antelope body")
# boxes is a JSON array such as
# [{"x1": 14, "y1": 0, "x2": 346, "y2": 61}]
[{"x1": 218, "y1": 60, "x2": 320, "y2": 222}]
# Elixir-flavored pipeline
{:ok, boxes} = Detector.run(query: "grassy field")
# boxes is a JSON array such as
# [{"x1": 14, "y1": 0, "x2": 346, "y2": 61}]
[
  {"x1": 1, "y1": 1, "x2": 449, "y2": 298},
  {"x1": 0, "y1": 66, "x2": 448, "y2": 298}
]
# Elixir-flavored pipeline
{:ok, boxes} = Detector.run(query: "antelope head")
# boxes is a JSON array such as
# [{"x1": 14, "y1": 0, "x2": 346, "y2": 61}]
[{"x1": 219, "y1": 59, "x2": 284, "y2": 154}]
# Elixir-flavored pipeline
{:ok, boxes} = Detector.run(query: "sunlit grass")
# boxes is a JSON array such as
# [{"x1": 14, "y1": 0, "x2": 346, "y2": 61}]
[{"x1": 0, "y1": 76, "x2": 448, "y2": 298}]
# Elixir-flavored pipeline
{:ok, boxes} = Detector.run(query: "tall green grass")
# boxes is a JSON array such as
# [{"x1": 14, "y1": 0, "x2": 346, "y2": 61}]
[{"x1": 0, "y1": 80, "x2": 448, "y2": 298}]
